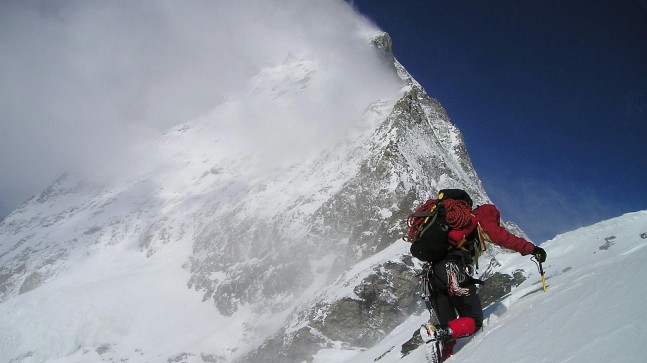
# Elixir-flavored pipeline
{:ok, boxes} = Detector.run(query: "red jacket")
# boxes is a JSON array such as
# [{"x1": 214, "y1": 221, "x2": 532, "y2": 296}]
[{"x1": 472, "y1": 204, "x2": 535, "y2": 255}]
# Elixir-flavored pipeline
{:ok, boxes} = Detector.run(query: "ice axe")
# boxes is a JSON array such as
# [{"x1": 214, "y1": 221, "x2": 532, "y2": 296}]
[{"x1": 532, "y1": 256, "x2": 547, "y2": 292}]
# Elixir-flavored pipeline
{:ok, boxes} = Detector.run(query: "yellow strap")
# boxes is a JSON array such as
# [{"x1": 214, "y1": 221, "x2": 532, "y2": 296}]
[
  {"x1": 456, "y1": 237, "x2": 467, "y2": 250},
  {"x1": 456, "y1": 242, "x2": 470, "y2": 254},
  {"x1": 476, "y1": 223, "x2": 489, "y2": 252},
  {"x1": 423, "y1": 198, "x2": 439, "y2": 224}
]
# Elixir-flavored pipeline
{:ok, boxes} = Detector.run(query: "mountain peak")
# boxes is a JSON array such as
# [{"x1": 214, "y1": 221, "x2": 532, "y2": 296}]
[{"x1": 0, "y1": 10, "x2": 492, "y2": 363}]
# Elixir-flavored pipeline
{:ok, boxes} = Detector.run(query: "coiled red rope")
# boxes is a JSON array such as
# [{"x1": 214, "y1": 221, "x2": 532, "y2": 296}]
[
  {"x1": 442, "y1": 199, "x2": 472, "y2": 229},
  {"x1": 405, "y1": 198, "x2": 472, "y2": 242}
]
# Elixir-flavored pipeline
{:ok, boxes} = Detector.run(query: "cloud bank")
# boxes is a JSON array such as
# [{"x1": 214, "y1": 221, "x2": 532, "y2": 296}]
[{"x1": 0, "y1": 0, "x2": 402, "y2": 216}]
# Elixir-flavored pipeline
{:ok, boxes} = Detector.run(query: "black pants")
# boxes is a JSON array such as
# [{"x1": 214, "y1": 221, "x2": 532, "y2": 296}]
[{"x1": 429, "y1": 259, "x2": 483, "y2": 328}]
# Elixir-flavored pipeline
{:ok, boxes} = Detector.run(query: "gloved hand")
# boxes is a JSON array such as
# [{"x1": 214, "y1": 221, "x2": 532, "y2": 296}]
[{"x1": 532, "y1": 245, "x2": 547, "y2": 263}]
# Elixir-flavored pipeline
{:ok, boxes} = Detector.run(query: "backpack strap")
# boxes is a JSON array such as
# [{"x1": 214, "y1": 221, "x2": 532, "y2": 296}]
[
  {"x1": 452, "y1": 223, "x2": 486, "y2": 271},
  {"x1": 476, "y1": 223, "x2": 489, "y2": 252},
  {"x1": 416, "y1": 211, "x2": 444, "y2": 240}
]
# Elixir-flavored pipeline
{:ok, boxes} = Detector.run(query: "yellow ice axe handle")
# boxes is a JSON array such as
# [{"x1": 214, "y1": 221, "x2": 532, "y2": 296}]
[{"x1": 539, "y1": 261, "x2": 547, "y2": 292}]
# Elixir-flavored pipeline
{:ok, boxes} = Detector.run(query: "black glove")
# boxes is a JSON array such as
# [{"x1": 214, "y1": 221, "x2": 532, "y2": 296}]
[{"x1": 532, "y1": 245, "x2": 547, "y2": 263}]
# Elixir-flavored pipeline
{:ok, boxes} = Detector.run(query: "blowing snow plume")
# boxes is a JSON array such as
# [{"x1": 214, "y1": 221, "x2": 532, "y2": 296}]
[{"x1": 0, "y1": 0, "x2": 402, "y2": 217}]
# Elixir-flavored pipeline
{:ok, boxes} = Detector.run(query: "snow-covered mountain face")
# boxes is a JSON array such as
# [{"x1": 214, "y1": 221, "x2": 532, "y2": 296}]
[{"x1": 0, "y1": 3, "x2": 500, "y2": 363}]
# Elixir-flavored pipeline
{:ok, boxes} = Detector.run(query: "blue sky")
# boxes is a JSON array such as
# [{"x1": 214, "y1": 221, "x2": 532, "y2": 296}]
[{"x1": 352, "y1": 0, "x2": 647, "y2": 242}]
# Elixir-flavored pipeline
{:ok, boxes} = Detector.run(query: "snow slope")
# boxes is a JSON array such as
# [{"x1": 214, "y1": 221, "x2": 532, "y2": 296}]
[{"x1": 332, "y1": 210, "x2": 647, "y2": 363}]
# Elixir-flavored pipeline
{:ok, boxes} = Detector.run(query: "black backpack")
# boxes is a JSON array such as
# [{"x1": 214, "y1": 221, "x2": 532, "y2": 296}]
[{"x1": 405, "y1": 189, "x2": 473, "y2": 263}]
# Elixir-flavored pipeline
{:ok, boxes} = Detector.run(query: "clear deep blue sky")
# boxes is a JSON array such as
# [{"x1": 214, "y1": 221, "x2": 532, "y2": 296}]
[{"x1": 351, "y1": 0, "x2": 647, "y2": 242}]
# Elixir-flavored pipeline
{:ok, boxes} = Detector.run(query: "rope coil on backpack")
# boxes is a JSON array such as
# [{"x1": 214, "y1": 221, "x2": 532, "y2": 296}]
[
  {"x1": 443, "y1": 199, "x2": 472, "y2": 229},
  {"x1": 405, "y1": 198, "x2": 472, "y2": 242}
]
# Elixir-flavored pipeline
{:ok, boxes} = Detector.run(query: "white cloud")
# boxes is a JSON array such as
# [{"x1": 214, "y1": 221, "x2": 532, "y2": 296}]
[{"x1": 0, "y1": 0, "x2": 402, "y2": 216}]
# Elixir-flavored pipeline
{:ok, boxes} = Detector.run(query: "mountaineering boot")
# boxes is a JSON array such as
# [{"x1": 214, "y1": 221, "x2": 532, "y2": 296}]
[
  {"x1": 420, "y1": 323, "x2": 453, "y2": 343},
  {"x1": 420, "y1": 323, "x2": 453, "y2": 363}
]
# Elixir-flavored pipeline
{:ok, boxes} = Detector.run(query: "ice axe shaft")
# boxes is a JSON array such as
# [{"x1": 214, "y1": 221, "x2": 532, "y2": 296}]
[
  {"x1": 539, "y1": 262, "x2": 547, "y2": 292},
  {"x1": 532, "y1": 257, "x2": 547, "y2": 292}
]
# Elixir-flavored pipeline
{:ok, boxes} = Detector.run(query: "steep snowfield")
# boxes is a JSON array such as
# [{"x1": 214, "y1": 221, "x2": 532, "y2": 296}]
[
  {"x1": 0, "y1": 247, "x2": 227, "y2": 362},
  {"x1": 326, "y1": 210, "x2": 647, "y2": 363}
]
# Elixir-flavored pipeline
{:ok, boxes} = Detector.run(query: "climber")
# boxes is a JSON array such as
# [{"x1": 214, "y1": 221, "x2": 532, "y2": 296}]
[{"x1": 408, "y1": 189, "x2": 547, "y2": 361}]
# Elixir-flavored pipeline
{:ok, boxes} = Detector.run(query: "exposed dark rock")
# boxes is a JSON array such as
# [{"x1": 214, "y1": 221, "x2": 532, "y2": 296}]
[
  {"x1": 479, "y1": 270, "x2": 527, "y2": 307},
  {"x1": 401, "y1": 329, "x2": 423, "y2": 357}
]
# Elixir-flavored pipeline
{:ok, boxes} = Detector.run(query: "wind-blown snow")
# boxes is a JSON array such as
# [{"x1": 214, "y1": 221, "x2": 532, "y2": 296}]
[
  {"x1": 0, "y1": 0, "x2": 401, "y2": 217},
  {"x1": 321, "y1": 210, "x2": 647, "y2": 363},
  {"x1": 0, "y1": 247, "x2": 227, "y2": 362}
]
